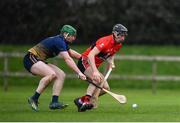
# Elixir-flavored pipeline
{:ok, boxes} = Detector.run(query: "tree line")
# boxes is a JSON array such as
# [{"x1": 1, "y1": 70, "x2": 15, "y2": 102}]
[{"x1": 0, "y1": 0, "x2": 180, "y2": 45}]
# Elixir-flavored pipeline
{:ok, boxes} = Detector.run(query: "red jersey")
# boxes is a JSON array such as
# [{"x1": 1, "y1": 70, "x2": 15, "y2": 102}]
[{"x1": 82, "y1": 34, "x2": 122, "y2": 68}]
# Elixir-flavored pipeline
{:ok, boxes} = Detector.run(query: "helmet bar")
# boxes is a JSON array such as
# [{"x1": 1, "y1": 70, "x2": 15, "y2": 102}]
[{"x1": 117, "y1": 31, "x2": 128, "y2": 36}]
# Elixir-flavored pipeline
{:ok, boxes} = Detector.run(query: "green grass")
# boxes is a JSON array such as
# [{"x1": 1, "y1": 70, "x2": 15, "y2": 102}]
[
  {"x1": 1, "y1": 86, "x2": 180, "y2": 122},
  {"x1": 1, "y1": 44, "x2": 180, "y2": 121}
]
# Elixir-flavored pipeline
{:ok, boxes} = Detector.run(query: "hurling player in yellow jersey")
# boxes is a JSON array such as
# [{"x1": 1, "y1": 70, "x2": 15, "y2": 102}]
[{"x1": 23, "y1": 25, "x2": 86, "y2": 111}]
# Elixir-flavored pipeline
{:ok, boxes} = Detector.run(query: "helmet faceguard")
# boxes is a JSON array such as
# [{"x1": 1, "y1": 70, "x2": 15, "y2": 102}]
[{"x1": 112, "y1": 24, "x2": 128, "y2": 43}]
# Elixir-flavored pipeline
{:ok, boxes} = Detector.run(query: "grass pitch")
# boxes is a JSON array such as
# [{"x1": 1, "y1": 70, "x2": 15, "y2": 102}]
[
  {"x1": 1, "y1": 86, "x2": 180, "y2": 122},
  {"x1": 1, "y1": 45, "x2": 180, "y2": 121}
]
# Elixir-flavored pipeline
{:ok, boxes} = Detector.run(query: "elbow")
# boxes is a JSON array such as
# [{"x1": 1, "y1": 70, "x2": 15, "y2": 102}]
[
  {"x1": 78, "y1": 54, "x2": 82, "y2": 59},
  {"x1": 87, "y1": 55, "x2": 91, "y2": 62},
  {"x1": 87, "y1": 54, "x2": 93, "y2": 60}
]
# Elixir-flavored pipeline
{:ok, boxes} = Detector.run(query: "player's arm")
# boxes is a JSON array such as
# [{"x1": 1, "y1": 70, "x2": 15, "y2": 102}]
[
  {"x1": 106, "y1": 55, "x2": 115, "y2": 69},
  {"x1": 68, "y1": 49, "x2": 81, "y2": 60},
  {"x1": 87, "y1": 47, "x2": 103, "y2": 83},
  {"x1": 88, "y1": 47, "x2": 100, "y2": 73},
  {"x1": 58, "y1": 51, "x2": 86, "y2": 80}
]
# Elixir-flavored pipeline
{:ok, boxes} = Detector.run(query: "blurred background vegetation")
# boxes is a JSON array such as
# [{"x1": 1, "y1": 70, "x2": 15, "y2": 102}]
[
  {"x1": 1, "y1": 45, "x2": 180, "y2": 90},
  {"x1": 0, "y1": 0, "x2": 180, "y2": 45},
  {"x1": 1, "y1": 1, "x2": 180, "y2": 121},
  {"x1": 0, "y1": 0, "x2": 180, "y2": 90}
]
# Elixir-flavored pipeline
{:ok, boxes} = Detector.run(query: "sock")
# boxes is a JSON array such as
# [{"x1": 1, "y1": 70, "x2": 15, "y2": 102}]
[
  {"x1": 52, "y1": 95, "x2": 58, "y2": 103},
  {"x1": 81, "y1": 95, "x2": 91, "y2": 102},
  {"x1": 85, "y1": 95, "x2": 91, "y2": 102},
  {"x1": 80, "y1": 95, "x2": 86, "y2": 102},
  {"x1": 32, "y1": 91, "x2": 40, "y2": 101}
]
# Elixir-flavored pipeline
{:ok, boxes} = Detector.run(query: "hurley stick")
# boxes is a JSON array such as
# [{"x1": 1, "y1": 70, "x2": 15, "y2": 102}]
[
  {"x1": 87, "y1": 77, "x2": 127, "y2": 104},
  {"x1": 90, "y1": 68, "x2": 112, "y2": 107}
]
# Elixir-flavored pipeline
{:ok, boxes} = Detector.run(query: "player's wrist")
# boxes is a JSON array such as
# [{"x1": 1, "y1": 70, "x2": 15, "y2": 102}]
[{"x1": 77, "y1": 72, "x2": 82, "y2": 78}]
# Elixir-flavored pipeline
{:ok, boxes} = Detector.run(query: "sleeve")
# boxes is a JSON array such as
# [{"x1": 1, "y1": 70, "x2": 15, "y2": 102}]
[
  {"x1": 55, "y1": 39, "x2": 68, "y2": 52},
  {"x1": 95, "y1": 37, "x2": 109, "y2": 51}
]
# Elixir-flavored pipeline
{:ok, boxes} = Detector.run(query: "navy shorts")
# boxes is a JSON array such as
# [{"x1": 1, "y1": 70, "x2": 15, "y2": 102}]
[
  {"x1": 77, "y1": 57, "x2": 86, "y2": 73},
  {"x1": 23, "y1": 52, "x2": 46, "y2": 73}
]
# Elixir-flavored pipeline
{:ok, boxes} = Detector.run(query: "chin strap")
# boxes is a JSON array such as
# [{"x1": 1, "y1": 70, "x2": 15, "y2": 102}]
[{"x1": 64, "y1": 33, "x2": 69, "y2": 39}]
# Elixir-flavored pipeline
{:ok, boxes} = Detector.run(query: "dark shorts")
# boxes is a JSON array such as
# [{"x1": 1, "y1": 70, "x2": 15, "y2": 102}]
[
  {"x1": 23, "y1": 52, "x2": 46, "y2": 73},
  {"x1": 77, "y1": 57, "x2": 88, "y2": 73}
]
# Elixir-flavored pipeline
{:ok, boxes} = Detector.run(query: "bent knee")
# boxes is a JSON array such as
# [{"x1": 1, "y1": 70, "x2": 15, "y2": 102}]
[
  {"x1": 103, "y1": 86, "x2": 110, "y2": 91},
  {"x1": 60, "y1": 71, "x2": 66, "y2": 78},
  {"x1": 49, "y1": 72, "x2": 57, "y2": 81},
  {"x1": 57, "y1": 70, "x2": 66, "y2": 79}
]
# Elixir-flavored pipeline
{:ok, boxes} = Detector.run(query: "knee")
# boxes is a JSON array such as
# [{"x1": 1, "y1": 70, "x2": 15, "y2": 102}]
[
  {"x1": 57, "y1": 70, "x2": 66, "y2": 79},
  {"x1": 61, "y1": 71, "x2": 66, "y2": 78},
  {"x1": 51, "y1": 70, "x2": 66, "y2": 85},
  {"x1": 49, "y1": 72, "x2": 57, "y2": 81},
  {"x1": 97, "y1": 77, "x2": 105, "y2": 86},
  {"x1": 41, "y1": 72, "x2": 56, "y2": 86},
  {"x1": 101, "y1": 86, "x2": 110, "y2": 95},
  {"x1": 104, "y1": 86, "x2": 110, "y2": 91}
]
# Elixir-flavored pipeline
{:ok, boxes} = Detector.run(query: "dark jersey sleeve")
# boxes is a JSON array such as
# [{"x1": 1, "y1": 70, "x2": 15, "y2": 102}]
[{"x1": 54, "y1": 38, "x2": 69, "y2": 54}]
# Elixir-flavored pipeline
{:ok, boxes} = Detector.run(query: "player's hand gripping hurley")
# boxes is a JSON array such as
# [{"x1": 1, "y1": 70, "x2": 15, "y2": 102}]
[{"x1": 88, "y1": 68, "x2": 127, "y2": 105}]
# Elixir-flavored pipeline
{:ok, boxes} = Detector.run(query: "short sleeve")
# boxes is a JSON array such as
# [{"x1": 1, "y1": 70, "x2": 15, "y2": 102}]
[{"x1": 54, "y1": 39, "x2": 69, "y2": 53}]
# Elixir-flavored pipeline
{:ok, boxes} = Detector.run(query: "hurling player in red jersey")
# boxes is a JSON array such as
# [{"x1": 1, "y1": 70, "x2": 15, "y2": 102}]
[{"x1": 74, "y1": 24, "x2": 128, "y2": 112}]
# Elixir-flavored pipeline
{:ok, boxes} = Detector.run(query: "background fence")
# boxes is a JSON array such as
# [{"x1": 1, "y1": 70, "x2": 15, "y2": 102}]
[{"x1": 1, "y1": 52, "x2": 180, "y2": 93}]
